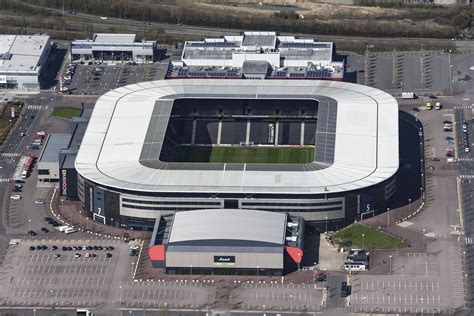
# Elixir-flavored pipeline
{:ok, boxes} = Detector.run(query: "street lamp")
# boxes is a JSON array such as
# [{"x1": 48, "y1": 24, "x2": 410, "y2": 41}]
[
  {"x1": 408, "y1": 198, "x2": 412, "y2": 214},
  {"x1": 111, "y1": 217, "x2": 114, "y2": 227},
  {"x1": 325, "y1": 216, "x2": 328, "y2": 233},
  {"x1": 257, "y1": 265, "x2": 259, "y2": 282},
  {"x1": 28, "y1": 219, "x2": 31, "y2": 235},
  {"x1": 422, "y1": 228, "x2": 426, "y2": 246},
  {"x1": 190, "y1": 264, "x2": 193, "y2": 275},
  {"x1": 362, "y1": 233, "x2": 365, "y2": 249},
  {"x1": 389, "y1": 255, "x2": 392, "y2": 274},
  {"x1": 387, "y1": 208, "x2": 390, "y2": 227}
]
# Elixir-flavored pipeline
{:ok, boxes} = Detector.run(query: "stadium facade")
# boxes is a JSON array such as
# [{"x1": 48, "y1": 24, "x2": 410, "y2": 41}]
[{"x1": 75, "y1": 79, "x2": 399, "y2": 231}]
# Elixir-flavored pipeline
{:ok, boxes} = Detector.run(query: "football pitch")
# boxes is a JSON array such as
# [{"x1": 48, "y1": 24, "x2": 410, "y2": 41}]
[{"x1": 171, "y1": 146, "x2": 315, "y2": 164}]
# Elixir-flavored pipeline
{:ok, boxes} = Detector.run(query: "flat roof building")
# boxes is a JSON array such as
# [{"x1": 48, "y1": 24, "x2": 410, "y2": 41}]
[
  {"x1": 38, "y1": 133, "x2": 71, "y2": 182},
  {"x1": 0, "y1": 35, "x2": 52, "y2": 90},
  {"x1": 149, "y1": 209, "x2": 304, "y2": 275},
  {"x1": 71, "y1": 33, "x2": 156, "y2": 64},
  {"x1": 170, "y1": 32, "x2": 344, "y2": 80}
]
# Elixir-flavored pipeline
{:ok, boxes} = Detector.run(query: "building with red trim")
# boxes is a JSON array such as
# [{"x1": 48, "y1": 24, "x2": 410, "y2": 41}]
[{"x1": 149, "y1": 209, "x2": 304, "y2": 276}]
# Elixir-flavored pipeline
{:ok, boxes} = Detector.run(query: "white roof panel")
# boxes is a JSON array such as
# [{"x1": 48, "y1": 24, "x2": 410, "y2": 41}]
[
  {"x1": 76, "y1": 79, "x2": 399, "y2": 195},
  {"x1": 168, "y1": 209, "x2": 286, "y2": 245}
]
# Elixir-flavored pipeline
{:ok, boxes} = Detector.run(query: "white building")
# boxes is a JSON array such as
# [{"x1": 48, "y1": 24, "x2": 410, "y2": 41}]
[
  {"x1": 0, "y1": 35, "x2": 52, "y2": 90},
  {"x1": 71, "y1": 33, "x2": 156, "y2": 64},
  {"x1": 174, "y1": 32, "x2": 344, "y2": 80}
]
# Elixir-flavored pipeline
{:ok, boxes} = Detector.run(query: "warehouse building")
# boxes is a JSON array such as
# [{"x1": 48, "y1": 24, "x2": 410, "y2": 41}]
[
  {"x1": 169, "y1": 31, "x2": 344, "y2": 80},
  {"x1": 0, "y1": 35, "x2": 52, "y2": 90},
  {"x1": 71, "y1": 33, "x2": 156, "y2": 64},
  {"x1": 148, "y1": 209, "x2": 304, "y2": 275}
]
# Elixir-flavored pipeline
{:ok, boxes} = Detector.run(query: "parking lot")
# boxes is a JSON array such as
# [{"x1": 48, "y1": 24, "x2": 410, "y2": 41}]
[
  {"x1": 63, "y1": 61, "x2": 169, "y2": 96},
  {"x1": 0, "y1": 238, "x2": 135, "y2": 309},
  {"x1": 349, "y1": 275, "x2": 452, "y2": 314},
  {"x1": 119, "y1": 280, "x2": 215, "y2": 310},
  {"x1": 229, "y1": 283, "x2": 325, "y2": 312},
  {"x1": 348, "y1": 51, "x2": 451, "y2": 95}
]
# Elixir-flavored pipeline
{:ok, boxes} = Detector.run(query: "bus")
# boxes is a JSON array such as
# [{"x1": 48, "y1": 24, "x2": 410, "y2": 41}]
[{"x1": 341, "y1": 261, "x2": 368, "y2": 271}]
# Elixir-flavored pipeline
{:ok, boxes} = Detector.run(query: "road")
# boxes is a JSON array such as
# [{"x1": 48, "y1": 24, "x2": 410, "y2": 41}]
[{"x1": 0, "y1": 92, "x2": 56, "y2": 234}]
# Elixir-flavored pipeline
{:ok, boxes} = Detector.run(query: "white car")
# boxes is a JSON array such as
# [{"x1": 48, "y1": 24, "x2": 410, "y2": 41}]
[
  {"x1": 470, "y1": 66, "x2": 474, "y2": 71},
  {"x1": 34, "y1": 200, "x2": 44, "y2": 204},
  {"x1": 100, "y1": 16, "x2": 108, "y2": 20},
  {"x1": 10, "y1": 195, "x2": 21, "y2": 200}
]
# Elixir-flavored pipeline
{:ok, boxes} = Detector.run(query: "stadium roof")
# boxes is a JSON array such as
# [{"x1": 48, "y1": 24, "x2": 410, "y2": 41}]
[
  {"x1": 75, "y1": 79, "x2": 399, "y2": 195},
  {"x1": 167, "y1": 209, "x2": 286, "y2": 245}
]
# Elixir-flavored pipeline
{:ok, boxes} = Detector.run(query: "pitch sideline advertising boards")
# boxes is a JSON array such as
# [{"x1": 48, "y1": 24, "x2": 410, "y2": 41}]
[{"x1": 214, "y1": 255, "x2": 235, "y2": 267}]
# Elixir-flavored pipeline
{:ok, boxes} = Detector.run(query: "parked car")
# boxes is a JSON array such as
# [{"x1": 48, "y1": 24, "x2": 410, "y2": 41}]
[
  {"x1": 41, "y1": 227, "x2": 49, "y2": 233},
  {"x1": 10, "y1": 195, "x2": 21, "y2": 200},
  {"x1": 106, "y1": 253, "x2": 113, "y2": 258},
  {"x1": 412, "y1": 107, "x2": 420, "y2": 112},
  {"x1": 53, "y1": 253, "x2": 61, "y2": 258},
  {"x1": 28, "y1": 230, "x2": 37, "y2": 236}
]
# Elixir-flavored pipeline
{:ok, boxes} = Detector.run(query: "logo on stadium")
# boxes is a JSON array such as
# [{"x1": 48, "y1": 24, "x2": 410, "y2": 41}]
[
  {"x1": 61, "y1": 169, "x2": 67, "y2": 195},
  {"x1": 214, "y1": 256, "x2": 235, "y2": 266}
]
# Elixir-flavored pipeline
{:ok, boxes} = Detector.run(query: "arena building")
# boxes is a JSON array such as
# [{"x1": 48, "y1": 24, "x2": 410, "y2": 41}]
[
  {"x1": 75, "y1": 79, "x2": 399, "y2": 231},
  {"x1": 148, "y1": 209, "x2": 304, "y2": 275},
  {"x1": 169, "y1": 31, "x2": 344, "y2": 80}
]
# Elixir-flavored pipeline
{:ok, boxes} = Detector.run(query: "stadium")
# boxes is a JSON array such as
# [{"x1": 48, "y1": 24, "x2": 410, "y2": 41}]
[{"x1": 75, "y1": 79, "x2": 399, "y2": 231}]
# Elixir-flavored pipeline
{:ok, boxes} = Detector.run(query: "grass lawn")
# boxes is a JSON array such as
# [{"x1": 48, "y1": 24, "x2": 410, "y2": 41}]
[
  {"x1": 52, "y1": 108, "x2": 81, "y2": 119},
  {"x1": 171, "y1": 146, "x2": 315, "y2": 164},
  {"x1": 332, "y1": 223, "x2": 405, "y2": 250}
]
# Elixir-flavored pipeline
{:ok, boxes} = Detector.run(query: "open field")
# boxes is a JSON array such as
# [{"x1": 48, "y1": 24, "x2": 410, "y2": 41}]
[
  {"x1": 52, "y1": 108, "x2": 81, "y2": 119},
  {"x1": 332, "y1": 223, "x2": 405, "y2": 250},
  {"x1": 171, "y1": 145, "x2": 315, "y2": 164}
]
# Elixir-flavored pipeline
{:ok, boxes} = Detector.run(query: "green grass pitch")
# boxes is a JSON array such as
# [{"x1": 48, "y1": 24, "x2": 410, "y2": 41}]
[{"x1": 172, "y1": 146, "x2": 315, "y2": 164}]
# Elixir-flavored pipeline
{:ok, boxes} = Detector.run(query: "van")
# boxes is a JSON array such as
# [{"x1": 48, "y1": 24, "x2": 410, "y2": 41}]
[
  {"x1": 447, "y1": 158, "x2": 456, "y2": 163},
  {"x1": 64, "y1": 227, "x2": 77, "y2": 234},
  {"x1": 21, "y1": 171, "x2": 28, "y2": 179}
]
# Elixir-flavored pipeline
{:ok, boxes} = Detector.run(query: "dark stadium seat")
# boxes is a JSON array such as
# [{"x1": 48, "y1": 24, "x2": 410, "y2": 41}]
[
  {"x1": 221, "y1": 120, "x2": 247, "y2": 145},
  {"x1": 279, "y1": 121, "x2": 302, "y2": 145}
]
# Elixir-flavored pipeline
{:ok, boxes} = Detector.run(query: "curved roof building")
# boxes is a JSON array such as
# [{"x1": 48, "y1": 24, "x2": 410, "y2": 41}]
[{"x1": 75, "y1": 79, "x2": 399, "y2": 230}]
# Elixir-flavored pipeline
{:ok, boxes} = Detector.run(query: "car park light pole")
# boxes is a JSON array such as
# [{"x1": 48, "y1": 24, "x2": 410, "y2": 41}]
[
  {"x1": 387, "y1": 208, "x2": 390, "y2": 227},
  {"x1": 362, "y1": 234, "x2": 365, "y2": 249},
  {"x1": 389, "y1": 255, "x2": 392, "y2": 274},
  {"x1": 325, "y1": 216, "x2": 328, "y2": 233},
  {"x1": 257, "y1": 265, "x2": 259, "y2": 282},
  {"x1": 28, "y1": 219, "x2": 31, "y2": 235},
  {"x1": 408, "y1": 198, "x2": 412, "y2": 215}
]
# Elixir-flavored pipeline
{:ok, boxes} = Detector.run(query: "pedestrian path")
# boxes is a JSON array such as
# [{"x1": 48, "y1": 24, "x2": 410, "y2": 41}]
[
  {"x1": 0, "y1": 153, "x2": 20, "y2": 157},
  {"x1": 27, "y1": 105, "x2": 48, "y2": 111},
  {"x1": 454, "y1": 104, "x2": 473, "y2": 110}
]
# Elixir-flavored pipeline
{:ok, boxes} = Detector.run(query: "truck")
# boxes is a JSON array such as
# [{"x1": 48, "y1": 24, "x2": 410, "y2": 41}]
[
  {"x1": 402, "y1": 92, "x2": 416, "y2": 99},
  {"x1": 426, "y1": 102, "x2": 432, "y2": 110}
]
